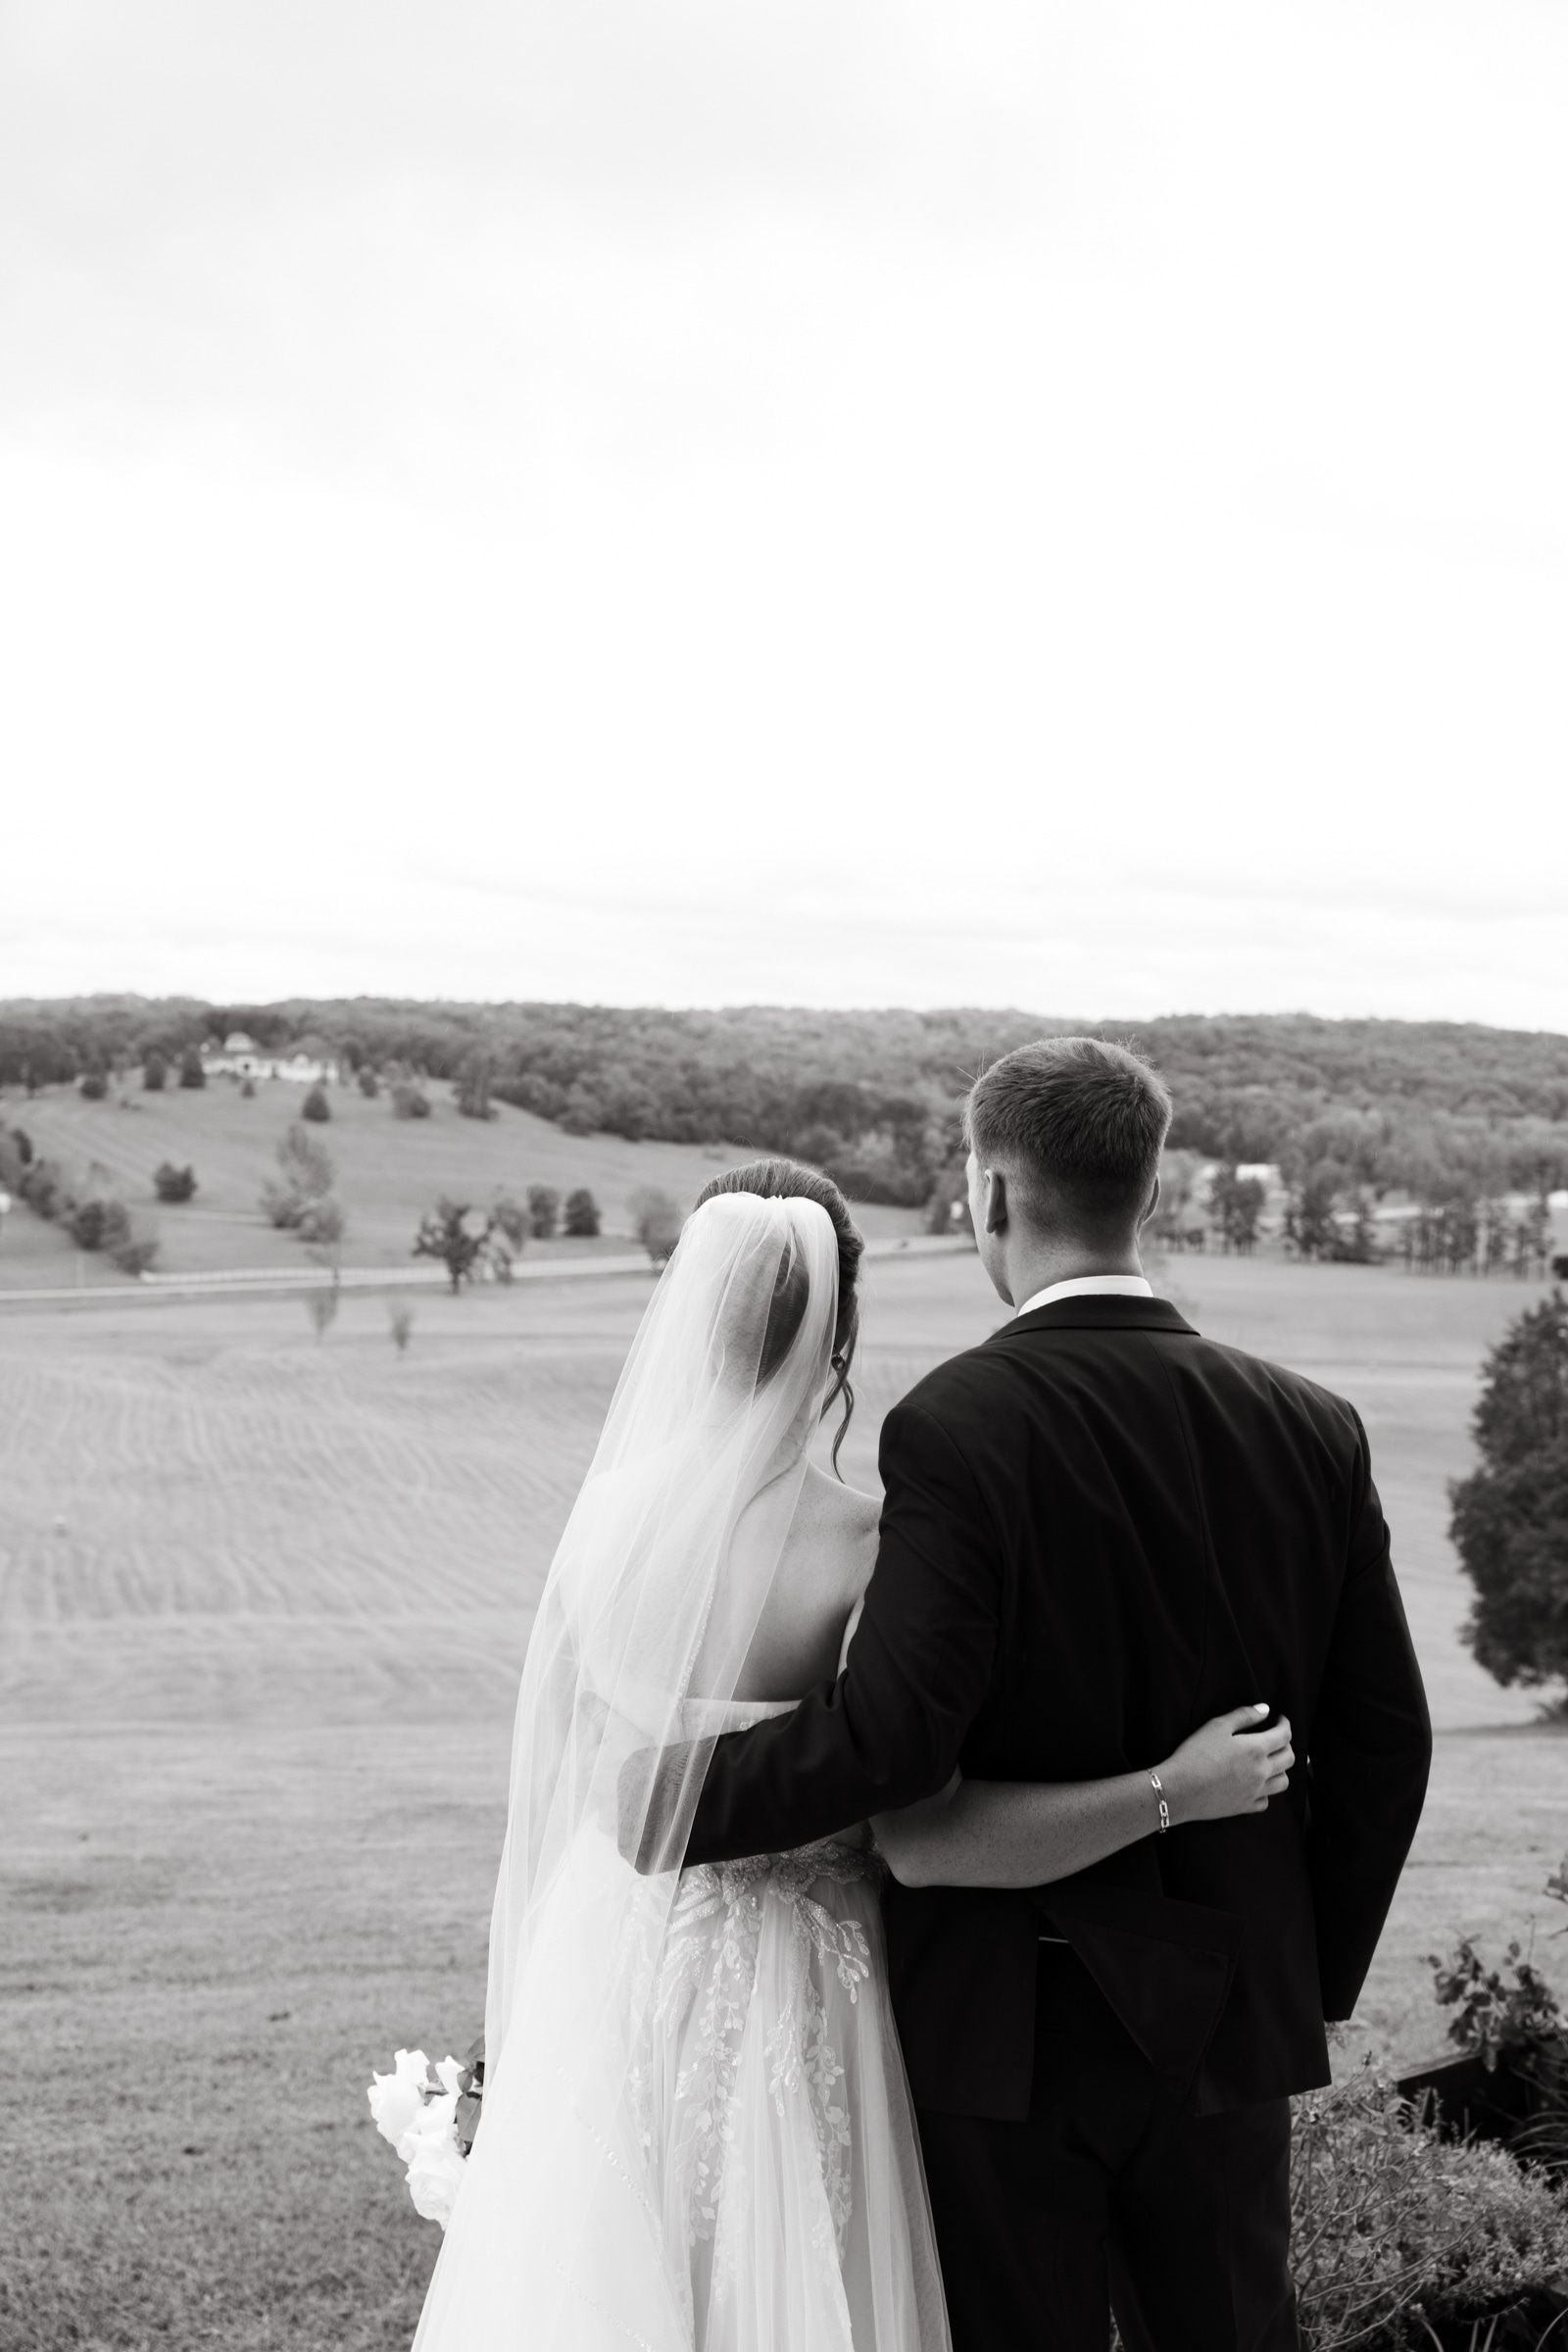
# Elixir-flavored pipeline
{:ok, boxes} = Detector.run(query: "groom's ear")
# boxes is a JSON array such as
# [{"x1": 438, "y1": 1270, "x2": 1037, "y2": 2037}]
[
  {"x1": 984, "y1": 1168, "x2": 1009, "y2": 1237},
  {"x1": 1140, "y1": 1172, "x2": 1161, "y2": 1228}
]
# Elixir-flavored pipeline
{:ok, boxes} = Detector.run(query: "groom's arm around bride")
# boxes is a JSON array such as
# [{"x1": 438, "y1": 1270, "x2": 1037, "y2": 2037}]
[{"x1": 635, "y1": 1037, "x2": 1431, "y2": 2352}]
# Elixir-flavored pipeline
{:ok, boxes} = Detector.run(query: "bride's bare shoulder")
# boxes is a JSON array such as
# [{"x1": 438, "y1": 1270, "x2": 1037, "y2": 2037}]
[
  {"x1": 796, "y1": 1460, "x2": 879, "y2": 1522},
  {"x1": 795, "y1": 1464, "x2": 880, "y2": 1583}
]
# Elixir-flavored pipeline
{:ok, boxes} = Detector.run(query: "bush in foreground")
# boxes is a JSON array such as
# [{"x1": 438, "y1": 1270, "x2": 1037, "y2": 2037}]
[
  {"x1": 1424, "y1": 1859, "x2": 1568, "y2": 2188},
  {"x1": 1292, "y1": 2067, "x2": 1568, "y2": 2347},
  {"x1": 525, "y1": 1185, "x2": 559, "y2": 1240},
  {"x1": 301, "y1": 1083, "x2": 331, "y2": 1123},
  {"x1": 391, "y1": 1083, "x2": 431, "y2": 1121},
  {"x1": 1450, "y1": 1291, "x2": 1568, "y2": 1691},
  {"x1": 143, "y1": 1051, "x2": 168, "y2": 1091},
  {"x1": 178, "y1": 1046, "x2": 206, "y2": 1089}
]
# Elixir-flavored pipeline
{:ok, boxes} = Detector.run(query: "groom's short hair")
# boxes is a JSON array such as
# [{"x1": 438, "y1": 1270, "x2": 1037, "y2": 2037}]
[{"x1": 965, "y1": 1037, "x2": 1171, "y2": 1239}]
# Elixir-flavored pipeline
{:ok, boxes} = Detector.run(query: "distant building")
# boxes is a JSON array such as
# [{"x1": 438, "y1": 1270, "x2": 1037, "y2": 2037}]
[{"x1": 202, "y1": 1032, "x2": 338, "y2": 1085}]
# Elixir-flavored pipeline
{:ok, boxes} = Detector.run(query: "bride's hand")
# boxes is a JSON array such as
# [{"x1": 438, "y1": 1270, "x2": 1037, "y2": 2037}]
[{"x1": 1156, "y1": 1705, "x2": 1294, "y2": 1825}]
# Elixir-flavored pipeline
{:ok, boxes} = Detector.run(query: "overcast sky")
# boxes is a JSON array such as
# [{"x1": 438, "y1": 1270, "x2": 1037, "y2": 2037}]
[{"x1": 3, "y1": 0, "x2": 1565, "y2": 1024}]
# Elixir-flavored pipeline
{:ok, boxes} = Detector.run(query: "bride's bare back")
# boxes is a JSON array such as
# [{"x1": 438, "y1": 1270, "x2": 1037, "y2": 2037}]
[{"x1": 732, "y1": 1463, "x2": 880, "y2": 1702}]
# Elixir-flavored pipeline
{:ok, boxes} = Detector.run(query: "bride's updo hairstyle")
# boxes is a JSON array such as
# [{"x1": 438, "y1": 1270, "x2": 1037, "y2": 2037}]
[{"x1": 693, "y1": 1159, "x2": 864, "y2": 1471}]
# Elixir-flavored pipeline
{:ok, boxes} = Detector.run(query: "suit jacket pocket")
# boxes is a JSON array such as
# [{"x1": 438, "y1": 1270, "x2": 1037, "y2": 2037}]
[{"x1": 1033, "y1": 1881, "x2": 1246, "y2": 2106}]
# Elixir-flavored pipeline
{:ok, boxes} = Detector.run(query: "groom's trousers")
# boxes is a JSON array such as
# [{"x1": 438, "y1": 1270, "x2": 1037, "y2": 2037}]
[{"x1": 914, "y1": 1944, "x2": 1300, "y2": 2352}]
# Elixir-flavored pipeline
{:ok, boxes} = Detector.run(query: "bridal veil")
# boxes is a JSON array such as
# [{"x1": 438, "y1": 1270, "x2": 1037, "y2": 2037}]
[{"x1": 414, "y1": 1189, "x2": 937, "y2": 2350}]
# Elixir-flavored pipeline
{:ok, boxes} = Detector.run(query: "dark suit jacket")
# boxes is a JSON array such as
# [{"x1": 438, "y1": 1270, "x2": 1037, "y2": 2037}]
[{"x1": 681, "y1": 1295, "x2": 1432, "y2": 2122}]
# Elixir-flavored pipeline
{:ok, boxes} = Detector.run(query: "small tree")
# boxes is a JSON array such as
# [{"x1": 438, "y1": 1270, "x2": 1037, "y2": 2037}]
[
  {"x1": 923, "y1": 1160, "x2": 974, "y2": 1239},
  {"x1": 414, "y1": 1198, "x2": 496, "y2": 1292},
  {"x1": 79, "y1": 1070, "x2": 107, "y2": 1102},
  {"x1": 110, "y1": 1221, "x2": 159, "y2": 1276},
  {"x1": 1148, "y1": 1150, "x2": 1205, "y2": 1250},
  {"x1": 358, "y1": 1067, "x2": 380, "y2": 1100},
  {"x1": 143, "y1": 1052, "x2": 169, "y2": 1093},
  {"x1": 1284, "y1": 1165, "x2": 1340, "y2": 1258},
  {"x1": 526, "y1": 1184, "x2": 560, "y2": 1240},
  {"x1": 1209, "y1": 1167, "x2": 1267, "y2": 1255},
  {"x1": 178, "y1": 1047, "x2": 206, "y2": 1090},
  {"x1": 297, "y1": 1197, "x2": 346, "y2": 1246},
  {"x1": 455, "y1": 1052, "x2": 495, "y2": 1121},
  {"x1": 1450, "y1": 1290, "x2": 1568, "y2": 1692},
  {"x1": 563, "y1": 1187, "x2": 601, "y2": 1238},
  {"x1": 69, "y1": 1197, "x2": 130, "y2": 1252},
  {"x1": 20, "y1": 1155, "x2": 72, "y2": 1221},
  {"x1": 301, "y1": 1083, "x2": 331, "y2": 1123},
  {"x1": 391, "y1": 1082, "x2": 431, "y2": 1121},
  {"x1": 262, "y1": 1124, "x2": 336, "y2": 1230},
  {"x1": 628, "y1": 1187, "x2": 683, "y2": 1265},
  {"x1": 154, "y1": 1162, "x2": 197, "y2": 1204},
  {"x1": 491, "y1": 1194, "x2": 528, "y2": 1250}
]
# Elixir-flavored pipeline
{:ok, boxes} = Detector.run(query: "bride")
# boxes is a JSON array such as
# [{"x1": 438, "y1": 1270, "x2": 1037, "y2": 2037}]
[{"x1": 411, "y1": 1162, "x2": 1293, "y2": 2352}]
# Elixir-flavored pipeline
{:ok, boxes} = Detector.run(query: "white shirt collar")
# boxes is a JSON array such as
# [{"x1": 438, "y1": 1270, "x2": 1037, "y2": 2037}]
[{"x1": 1014, "y1": 1273, "x2": 1154, "y2": 1319}]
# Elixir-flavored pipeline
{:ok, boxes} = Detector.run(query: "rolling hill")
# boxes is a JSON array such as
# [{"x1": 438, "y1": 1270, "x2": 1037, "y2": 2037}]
[{"x1": 0, "y1": 1076, "x2": 921, "y2": 1285}]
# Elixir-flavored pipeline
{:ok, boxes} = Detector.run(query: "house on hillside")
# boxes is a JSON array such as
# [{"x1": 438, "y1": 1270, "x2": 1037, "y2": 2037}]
[{"x1": 202, "y1": 1032, "x2": 339, "y2": 1085}]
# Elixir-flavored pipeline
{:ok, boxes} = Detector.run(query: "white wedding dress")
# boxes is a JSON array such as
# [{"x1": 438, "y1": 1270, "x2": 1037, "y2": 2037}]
[{"x1": 411, "y1": 1195, "x2": 952, "y2": 2352}]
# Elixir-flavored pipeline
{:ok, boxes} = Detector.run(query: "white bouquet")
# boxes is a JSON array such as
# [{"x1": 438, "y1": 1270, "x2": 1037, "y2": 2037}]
[{"x1": 367, "y1": 2039, "x2": 484, "y2": 2230}]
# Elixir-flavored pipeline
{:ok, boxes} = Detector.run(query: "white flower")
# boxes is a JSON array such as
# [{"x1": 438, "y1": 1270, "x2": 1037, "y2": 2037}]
[
  {"x1": 368, "y1": 2049, "x2": 469, "y2": 2230},
  {"x1": 368, "y1": 2048, "x2": 432, "y2": 2151},
  {"x1": 404, "y1": 2112, "x2": 468, "y2": 2228}
]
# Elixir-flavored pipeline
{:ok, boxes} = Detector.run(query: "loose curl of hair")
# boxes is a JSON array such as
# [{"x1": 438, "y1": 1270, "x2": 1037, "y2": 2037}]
[{"x1": 693, "y1": 1157, "x2": 864, "y2": 1474}]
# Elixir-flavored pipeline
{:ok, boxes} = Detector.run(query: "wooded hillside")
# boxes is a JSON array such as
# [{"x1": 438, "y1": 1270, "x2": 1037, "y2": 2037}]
[{"x1": 4, "y1": 998, "x2": 1567, "y2": 1213}]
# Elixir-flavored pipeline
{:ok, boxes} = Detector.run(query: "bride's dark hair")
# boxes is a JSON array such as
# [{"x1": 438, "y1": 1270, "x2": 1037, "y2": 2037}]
[{"x1": 693, "y1": 1158, "x2": 863, "y2": 1473}]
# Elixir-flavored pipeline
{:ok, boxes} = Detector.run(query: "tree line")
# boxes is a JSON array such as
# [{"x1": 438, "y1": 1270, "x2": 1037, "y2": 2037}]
[{"x1": 4, "y1": 998, "x2": 1567, "y2": 1222}]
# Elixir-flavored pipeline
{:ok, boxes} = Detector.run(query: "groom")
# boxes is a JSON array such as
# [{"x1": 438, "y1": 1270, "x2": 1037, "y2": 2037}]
[{"x1": 652, "y1": 1037, "x2": 1432, "y2": 2350}]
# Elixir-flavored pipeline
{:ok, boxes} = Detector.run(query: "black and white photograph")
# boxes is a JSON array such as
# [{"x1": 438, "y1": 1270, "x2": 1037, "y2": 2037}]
[{"x1": 3, "y1": 4, "x2": 1568, "y2": 2348}]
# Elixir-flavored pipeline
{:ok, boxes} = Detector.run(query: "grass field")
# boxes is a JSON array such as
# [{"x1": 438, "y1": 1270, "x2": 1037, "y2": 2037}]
[
  {"x1": 3, "y1": 1245, "x2": 1566, "y2": 2350},
  {"x1": 0, "y1": 1078, "x2": 926, "y2": 1289}
]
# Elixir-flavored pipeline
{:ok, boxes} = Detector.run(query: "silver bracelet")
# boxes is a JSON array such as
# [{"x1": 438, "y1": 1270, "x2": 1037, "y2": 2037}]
[{"x1": 1149, "y1": 1770, "x2": 1171, "y2": 1834}]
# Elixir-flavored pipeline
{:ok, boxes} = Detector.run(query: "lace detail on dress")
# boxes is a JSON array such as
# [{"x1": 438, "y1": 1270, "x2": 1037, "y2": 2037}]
[{"x1": 643, "y1": 1837, "x2": 883, "y2": 2282}]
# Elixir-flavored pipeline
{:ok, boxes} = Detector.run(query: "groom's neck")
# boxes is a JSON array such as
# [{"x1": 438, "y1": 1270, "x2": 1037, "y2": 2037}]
[{"x1": 995, "y1": 1229, "x2": 1145, "y2": 1311}]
